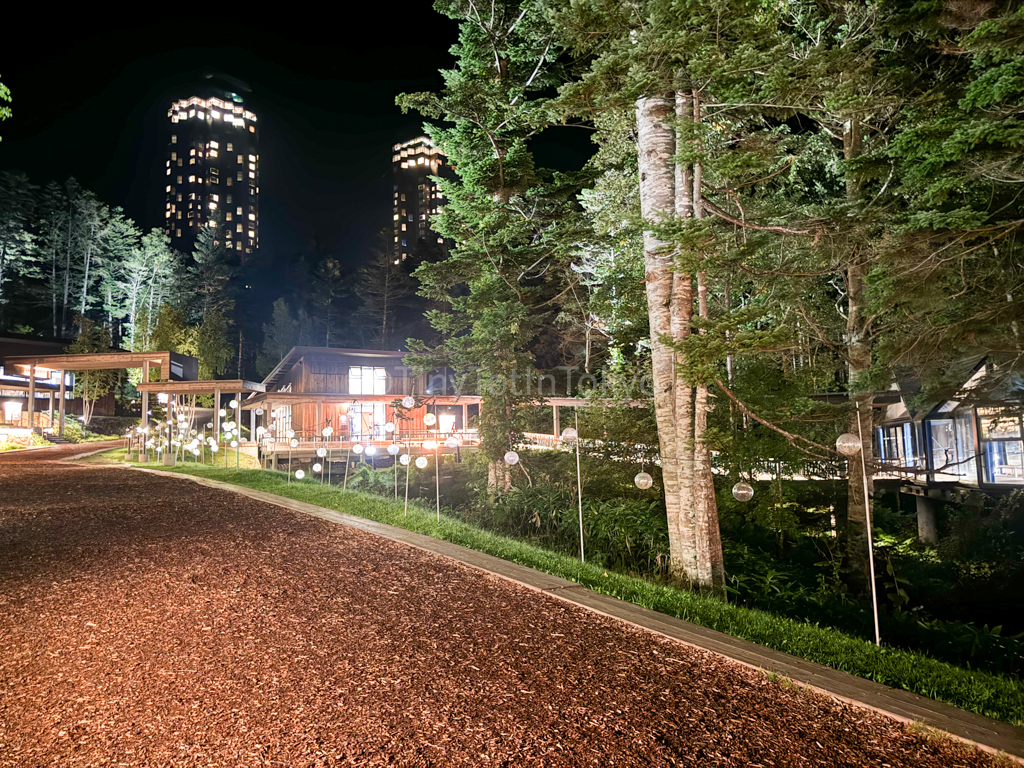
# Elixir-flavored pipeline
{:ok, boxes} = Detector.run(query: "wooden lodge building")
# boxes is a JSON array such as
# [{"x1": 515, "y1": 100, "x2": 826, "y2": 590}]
[{"x1": 244, "y1": 347, "x2": 482, "y2": 452}]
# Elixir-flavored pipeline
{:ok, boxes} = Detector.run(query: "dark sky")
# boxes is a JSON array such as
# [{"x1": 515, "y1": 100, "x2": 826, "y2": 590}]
[{"x1": 0, "y1": 10, "x2": 462, "y2": 270}]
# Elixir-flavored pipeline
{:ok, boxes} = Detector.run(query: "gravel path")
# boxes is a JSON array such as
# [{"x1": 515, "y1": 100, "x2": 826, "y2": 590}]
[{"x1": 0, "y1": 444, "x2": 1004, "y2": 766}]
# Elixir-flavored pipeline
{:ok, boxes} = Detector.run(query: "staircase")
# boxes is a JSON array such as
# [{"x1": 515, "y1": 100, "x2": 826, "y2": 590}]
[{"x1": 34, "y1": 427, "x2": 72, "y2": 446}]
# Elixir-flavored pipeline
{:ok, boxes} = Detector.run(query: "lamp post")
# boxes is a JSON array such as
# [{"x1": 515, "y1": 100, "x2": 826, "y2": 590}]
[
  {"x1": 388, "y1": 442, "x2": 401, "y2": 498},
  {"x1": 837, "y1": 421, "x2": 881, "y2": 647},
  {"x1": 423, "y1": 440, "x2": 440, "y2": 521},
  {"x1": 561, "y1": 420, "x2": 584, "y2": 563},
  {"x1": 401, "y1": 452, "x2": 412, "y2": 516}
]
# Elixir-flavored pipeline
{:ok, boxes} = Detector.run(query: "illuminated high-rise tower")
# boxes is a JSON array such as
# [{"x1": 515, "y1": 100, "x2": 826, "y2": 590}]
[
  {"x1": 392, "y1": 136, "x2": 448, "y2": 262},
  {"x1": 164, "y1": 87, "x2": 259, "y2": 261}
]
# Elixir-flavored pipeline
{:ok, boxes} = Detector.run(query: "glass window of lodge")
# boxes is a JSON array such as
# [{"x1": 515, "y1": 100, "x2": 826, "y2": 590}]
[
  {"x1": 349, "y1": 366, "x2": 386, "y2": 395},
  {"x1": 978, "y1": 407, "x2": 1024, "y2": 484}
]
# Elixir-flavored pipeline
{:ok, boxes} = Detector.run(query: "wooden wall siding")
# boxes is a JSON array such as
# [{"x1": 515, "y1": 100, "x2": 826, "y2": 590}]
[
  {"x1": 293, "y1": 357, "x2": 416, "y2": 396},
  {"x1": 281, "y1": 401, "x2": 475, "y2": 439}
]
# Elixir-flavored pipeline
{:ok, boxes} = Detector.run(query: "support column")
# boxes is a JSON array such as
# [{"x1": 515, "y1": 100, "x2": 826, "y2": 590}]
[
  {"x1": 27, "y1": 365, "x2": 35, "y2": 431},
  {"x1": 214, "y1": 388, "x2": 222, "y2": 437},
  {"x1": 139, "y1": 360, "x2": 150, "y2": 462},
  {"x1": 552, "y1": 404, "x2": 560, "y2": 439},
  {"x1": 461, "y1": 403, "x2": 468, "y2": 433},
  {"x1": 915, "y1": 495, "x2": 939, "y2": 546},
  {"x1": 250, "y1": 407, "x2": 256, "y2": 442},
  {"x1": 58, "y1": 370, "x2": 66, "y2": 437},
  {"x1": 48, "y1": 392, "x2": 55, "y2": 431}
]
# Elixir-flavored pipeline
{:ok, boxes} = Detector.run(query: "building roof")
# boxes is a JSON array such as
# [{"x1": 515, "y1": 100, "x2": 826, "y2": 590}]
[{"x1": 261, "y1": 346, "x2": 407, "y2": 392}]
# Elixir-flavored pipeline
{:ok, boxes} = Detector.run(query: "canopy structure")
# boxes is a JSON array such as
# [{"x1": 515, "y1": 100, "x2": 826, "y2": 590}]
[
  {"x1": 2, "y1": 351, "x2": 199, "y2": 439},
  {"x1": 136, "y1": 379, "x2": 266, "y2": 441}
]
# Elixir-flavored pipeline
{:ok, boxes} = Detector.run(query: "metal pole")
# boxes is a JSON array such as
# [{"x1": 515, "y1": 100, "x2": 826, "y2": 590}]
[
  {"x1": 857, "y1": 410, "x2": 882, "y2": 647},
  {"x1": 404, "y1": 453, "x2": 411, "y2": 517},
  {"x1": 575, "y1": 408, "x2": 585, "y2": 563},
  {"x1": 288, "y1": 445, "x2": 292, "y2": 484},
  {"x1": 394, "y1": 448, "x2": 399, "y2": 499},
  {"x1": 236, "y1": 393, "x2": 241, "y2": 470},
  {"x1": 435, "y1": 444, "x2": 440, "y2": 522},
  {"x1": 343, "y1": 444, "x2": 351, "y2": 490}
]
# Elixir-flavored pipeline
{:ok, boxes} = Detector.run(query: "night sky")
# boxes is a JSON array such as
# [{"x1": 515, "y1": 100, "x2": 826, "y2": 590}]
[{"x1": 0, "y1": 9, "x2": 462, "y2": 271}]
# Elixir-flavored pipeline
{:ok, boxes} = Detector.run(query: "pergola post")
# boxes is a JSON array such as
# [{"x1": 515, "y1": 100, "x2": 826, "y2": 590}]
[
  {"x1": 27, "y1": 365, "x2": 35, "y2": 431},
  {"x1": 552, "y1": 404, "x2": 560, "y2": 439},
  {"x1": 250, "y1": 407, "x2": 256, "y2": 444},
  {"x1": 139, "y1": 360, "x2": 150, "y2": 462},
  {"x1": 58, "y1": 370, "x2": 66, "y2": 437},
  {"x1": 214, "y1": 388, "x2": 222, "y2": 437},
  {"x1": 461, "y1": 403, "x2": 468, "y2": 434},
  {"x1": 48, "y1": 391, "x2": 54, "y2": 431}
]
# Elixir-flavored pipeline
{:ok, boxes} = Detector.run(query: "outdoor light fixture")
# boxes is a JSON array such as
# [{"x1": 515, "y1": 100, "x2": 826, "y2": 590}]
[
  {"x1": 384, "y1": 422, "x2": 395, "y2": 433},
  {"x1": 287, "y1": 429, "x2": 295, "y2": 439},
  {"x1": 322, "y1": 426, "x2": 334, "y2": 437},
  {"x1": 206, "y1": 422, "x2": 213, "y2": 430},
  {"x1": 634, "y1": 471, "x2": 653, "y2": 490},
  {"x1": 422, "y1": 440, "x2": 437, "y2": 451},
  {"x1": 365, "y1": 445, "x2": 377, "y2": 456},
  {"x1": 289, "y1": 438, "x2": 299, "y2": 448},
  {"x1": 353, "y1": 444, "x2": 364, "y2": 455},
  {"x1": 313, "y1": 463, "x2": 322, "y2": 473},
  {"x1": 387, "y1": 444, "x2": 400, "y2": 455},
  {"x1": 415, "y1": 456, "x2": 428, "y2": 469},
  {"x1": 399, "y1": 453, "x2": 411, "y2": 466},
  {"x1": 295, "y1": 469, "x2": 305, "y2": 480},
  {"x1": 732, "y1": 482, "x2": 754, "y2": 502},
  {"x1": 402, "y1": 396, "x2": 415, "y2": 409},
  {"x1": 317, "y1": 447, "x2": 327, "y2": 457},
  {"x1": 219, "y1": 409, "x2": 226, "y2": 417},
  {"x1": 423, "y1": 413, "x2": 437, "y2": 427},
  {"x1": 229, "y1": 399, "x2": 238, "y2": 409},
  {"x1": 836, "y1": 433, "x2": 861, "y2": 456},
  {"x1": 255, "y1": 408, "x2": 264, "y2": 416},
  {"x1": 504, "y1": 451, "x2": 520, "y2": 466},
  {"x1": 560, "y1": 427, "x2": 578, "y2": 441},
  {"x1": 445, "y1": 436, "x2": 460, "y2": 449},
  {"x1": 230, "y1": 440, "x2": 238, "y2": 448}
]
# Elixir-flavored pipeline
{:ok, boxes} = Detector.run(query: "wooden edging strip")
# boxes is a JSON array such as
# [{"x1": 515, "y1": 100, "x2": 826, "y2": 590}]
[{"x1": 124, "y1": 465, "x2": 1024, "y2": 763}]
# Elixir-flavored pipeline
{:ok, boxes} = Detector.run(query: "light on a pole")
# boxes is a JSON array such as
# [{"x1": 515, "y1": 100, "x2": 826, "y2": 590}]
[
  {"x1": 402, "y1": 396, "x2": 415, "y2": 409},
  {"x1": 399, "y1": 453, "x2": 411, "y2": 466},
  {"x1": 322, "y1": 426, "x2": 334, "y2": 437},
  {"x1": 295, "y1": 469, "x2": 305, "y2": 480},
  {"x1": 255, "y1": 408, "x2": 264, "y2": 416},
  {"x1": 634, "y1": 471, "x2": 653, "y2": 490},
  {"x1": 836, "y1": 433, "x2": 862, "y2": 457},
  {"x1": 732, "y1": 482, "x2": 755, "y2": 502},
  {"x1": 313, "y1": 463, "x2": 322, "y2": 473},
  {"x1": 415, "y1": 456, "x2": 428, "y2": 469},
  {"x1": 504, "y1": 451, "x2": 520, "y2": 466},
  {"x1": 316, "y1": 447, "x2": 327, "y2": 457},
  {"x1": 387, "y1": 444, "x2": 400, "y2": 456},
  {"x1": 219, "y1": 409, "x2": 226, "y2": 417},
  {"x1": 423, "y1": 413, "x2": 437, "y2": 427},
  {"x1": 286, "y1": 429, "x2": 295, "y2": 439},
  {"x1": 365, "y1": 445, "x2": 377, "y2": 456},
  {"x1": 423, "y1": 440, "x2": 437, "y2": 451},
  {"x1": 289, "y1": 438, "x2": 299, "y2": 448},
  {"x1": 230, "y1": 440, "x2": 238, "y2": 448},
  {"x1": 206, "y1": 422, "x2": 213, "y2": 430},
  {"x1": 229, "y1": 399, "x2": 238, "y2": 409},
  {"x1": 445, "y1": 436, "x2": 460, "y2": 449},
  {"x1": 352, "y1": 444, "x2": 364, "y2": 455},
  {"x1": 384, "y1": 422, "x2": 395, "y2": 433},
  {"x1": 561, "y1": 427, "x2": 578, "y2": 442}
]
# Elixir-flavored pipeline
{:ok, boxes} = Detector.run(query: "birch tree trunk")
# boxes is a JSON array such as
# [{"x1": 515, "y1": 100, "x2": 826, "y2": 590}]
[
  {"x1": 843, "y1": 116, "x2": 874, "y2": 591},
  {"x1": 637, "y1": 91, "x2": 699, "y2": 584}
]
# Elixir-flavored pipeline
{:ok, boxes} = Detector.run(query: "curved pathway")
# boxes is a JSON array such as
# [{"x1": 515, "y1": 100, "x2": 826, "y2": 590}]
[{"x1": 0, "y1": 444, "x2": 1009, "y2": 766}]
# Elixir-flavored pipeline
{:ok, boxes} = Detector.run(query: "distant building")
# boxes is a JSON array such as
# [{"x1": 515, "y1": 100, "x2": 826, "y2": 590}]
[
  {"x1": 392, "y1": 136, "x2": 448, "y2": 262},
  {"x1": 164, "y1": 87, "x2": 259, "y2": 261}
]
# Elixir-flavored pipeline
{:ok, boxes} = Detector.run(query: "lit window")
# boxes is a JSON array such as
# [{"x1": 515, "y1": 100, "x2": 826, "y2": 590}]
[
  {"x1": 237, "y1": 223, "x2": 243, "y2": 233},
  {"x1": 248, "y1": 213, "x2": 255, "y2": 221},
  {"x1": 393, "y1": 214, "x2": 399, "y2": 221},
  {"x1": 165, "y1": 185, "x2": 171, "y2": 193},
  {"x1": 226, "y1": 143, "x2": 233, "y2": 152},
  {"x1": 249, "y1": 126, "x2": 255, "y2": 133},
  {"x1": 237, "y1": 155, "x2": 243, "y2": 163},
  {"x1": 226, "y1": 230, "x2": 232, "y2": 238},
  {"x1": 248, "y1": 154, "x2": 255, "y2": 161},
  {"x1": 401, "y1": 224, "x2": 407, "y2": 231},
  {"x1": 177, "y1": 212, "x2": 182, "y2": 220},
  {"x1": 248, "y1": 162, "x2": 255, "y2": 171},
  {"x1": 237, "y1": 172, "x2": 243, "y2": 181},
  {"x1": 226, "y1": 178, "x2": 233, "y2": 186},
  {"x1": 226, "y1": 212, "x2": 232, "y2": 221},
  {"x1": 247, "y1": 230, "x2": 254, "y2": 238},
  {"x1": 171, "y1": 134, "x2": 177, "y2": 144},
  {"x1": 209, "y1": 202, "x2": 217, "y2": 210},
  {"x1": 212, "y1": 110, "x2": 220, "y2": 119},
  {"x1": 177, "y1": 176, "x2": 182, "y2": 184},
  {"x1": 249, "y1": 171, "x2": 255, "y2": 179},
  {"x1": 349, "y1": 367, "x2": 387, "y2": 395},
  {"x1": 177, "y1": 194, "x2": 182, "y2": 202},
  {"x1": 212, "y1": 194, "x2": 219, "y2": 202},
  {"x1": 226, "y1": 195, "x2": 232, "y2": 204},
  {"x1": 189, "y1": 175, "x2": 195, "y2": 183},
  {"x1": 176, "y1": 228, "x2": 181, "y2": 237},
  {"x1": 236, "y1": 241, "x2": 242, "y2": 251},
  {"x1": 170, "y1": 152, "x2": 177, "y2": 161},
  {"x1": 197, "y1": 111, "x2": 205, "y2": 119},
  {"x1": 209, "y1": 150, "x2": 218, "y2": 158},
  {"x1": 166, "y1": 169, "x2": 171, "y2": 176},
  {"x1": 210, "y1": 141, "x2": 219, "y2": 149}
]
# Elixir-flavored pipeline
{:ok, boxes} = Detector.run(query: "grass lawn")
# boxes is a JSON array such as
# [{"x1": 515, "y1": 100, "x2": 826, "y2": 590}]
[{"x1": 87, "y1": 449, "x2": 1024, "y2": 726}]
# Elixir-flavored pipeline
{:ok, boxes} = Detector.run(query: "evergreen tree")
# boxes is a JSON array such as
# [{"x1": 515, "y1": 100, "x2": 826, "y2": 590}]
[
  {"x1": 68, "y1": 316, "x2": 119, "y2": 426},
  {"x1": 0, "y1": 172, "x2": 37, "y2": 327},
  {"x1": 355, "y1": 230, "x2": 412, "y2": 349}
]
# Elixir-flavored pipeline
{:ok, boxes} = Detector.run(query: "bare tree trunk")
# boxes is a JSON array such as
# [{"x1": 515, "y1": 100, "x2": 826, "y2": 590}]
[
  {"x1": 637, "y1": 91, "x2": 700, "y2": 584},
  {"x1": 843, "y1": 116, "x2": 874, "y2": 591},
  {"x1": 690, "y1": 88, "x2": 726, "y2": 594}
]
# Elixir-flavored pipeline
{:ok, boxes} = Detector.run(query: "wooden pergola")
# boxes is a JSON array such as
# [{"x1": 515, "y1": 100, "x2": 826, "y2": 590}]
[
  {"x1": 4, "y1": 351, "x2": 179, "y2": 438},
  {"x1": 136, "y1": 379, "x2": 265, "y2": 437}
]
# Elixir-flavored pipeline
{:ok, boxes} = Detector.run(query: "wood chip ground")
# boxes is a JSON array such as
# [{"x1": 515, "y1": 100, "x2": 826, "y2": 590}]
[{"x1": 0, "y1": 444, "x2": 1006, "y2": 766}]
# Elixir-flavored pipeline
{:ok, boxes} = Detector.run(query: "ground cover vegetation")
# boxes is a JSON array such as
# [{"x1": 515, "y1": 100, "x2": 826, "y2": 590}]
[{"x1": 99, "y1": 450, "x2": 1024, "y2": 726}]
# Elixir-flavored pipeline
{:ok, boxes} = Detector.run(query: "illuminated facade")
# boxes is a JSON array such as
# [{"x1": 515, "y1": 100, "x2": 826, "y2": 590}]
[
  {"x1": 164, "y1": 92, "x2": 259, "y2": 260},
  {"x1": 392, "y1": 136, "x2": 447, "y2": 261}
]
